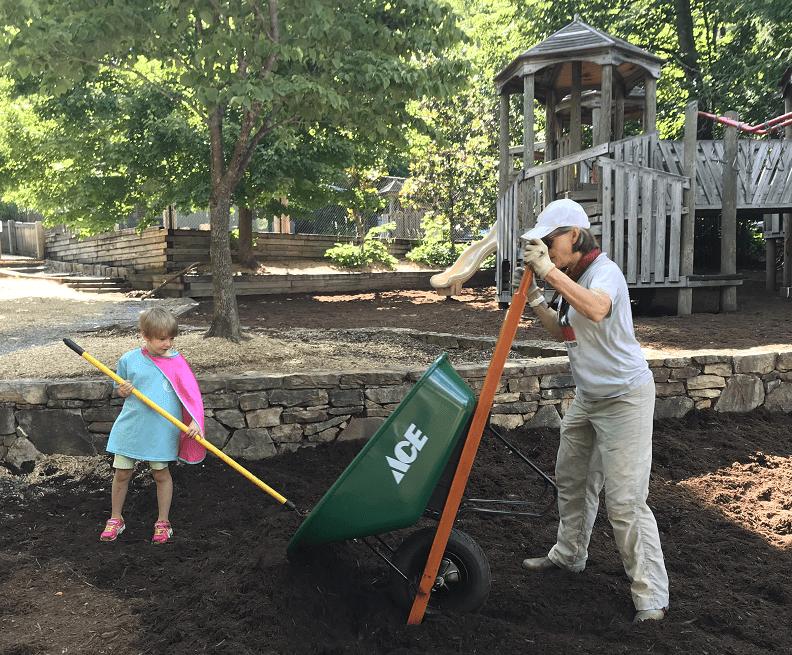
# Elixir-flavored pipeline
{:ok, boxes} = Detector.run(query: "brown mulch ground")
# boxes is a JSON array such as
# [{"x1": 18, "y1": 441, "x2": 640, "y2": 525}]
[{"x1": 2, "y1": 268, "x2": 792, "y2": 654}]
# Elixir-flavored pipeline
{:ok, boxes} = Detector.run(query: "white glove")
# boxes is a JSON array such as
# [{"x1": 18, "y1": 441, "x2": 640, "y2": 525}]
[
  {"x1": 512, "y1": 264, "x2": 540, "y2": 295},
  {"x1": 523, "y1": 239, "x2": 556, "y2": 279}
]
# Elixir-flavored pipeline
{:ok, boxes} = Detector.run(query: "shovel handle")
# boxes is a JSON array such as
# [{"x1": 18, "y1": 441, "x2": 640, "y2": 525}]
[{"x1": 63, "y1": 339, "x2": 297, "y2": 511}]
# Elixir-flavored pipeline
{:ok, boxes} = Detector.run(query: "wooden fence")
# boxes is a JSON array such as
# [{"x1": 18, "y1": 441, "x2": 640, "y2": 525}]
[
  {"x1": 597, "y1": 157, "x2": 689, "y2": 286},
  {"x1": 42, "y1": 226, "x2": 420, "y2": 292},
  {"x1": 657, "y1": 139, "x2": 792, "y2": 213},
  {"x1": 1, "y1": 221, "x2": 45, "y2": 259}
]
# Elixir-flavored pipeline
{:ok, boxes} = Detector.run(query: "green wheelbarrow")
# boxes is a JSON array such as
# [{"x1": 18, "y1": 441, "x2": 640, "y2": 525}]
[{"x1": 288, "y1": 268, "x2": 557, "y2": 623}]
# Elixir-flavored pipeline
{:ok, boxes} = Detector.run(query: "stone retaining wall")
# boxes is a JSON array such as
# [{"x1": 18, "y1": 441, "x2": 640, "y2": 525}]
[{"x1": 3, "y1": 346, "x2": 792, "y2": 471}]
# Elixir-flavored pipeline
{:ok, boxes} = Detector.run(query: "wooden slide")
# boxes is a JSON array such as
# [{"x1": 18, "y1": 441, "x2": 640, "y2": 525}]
[{"x1": 429, "y1": 222, "x2": 498, "y2": 296}]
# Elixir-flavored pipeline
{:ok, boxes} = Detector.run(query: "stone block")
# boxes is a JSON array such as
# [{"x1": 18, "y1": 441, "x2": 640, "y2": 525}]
[
  {"x1": 303, "y1": 415, "x2": 348, "y2": 437},
  {"x1": 492, "y1": 401, "x2": 538, "y2": 415},
  {"x1": 340, "y1": 371, "x2": 405, "y2": 388},
  {"x1": 239, "y1": 392, "x2": 269, "y2": 411},
  {"x1": 226, "y1": 372, "x2": 284, "y2": 392},
  {"x1": 196, "y1": 374, "x2": 228, "y2": 394},
  {"x1": 664, "y1": 356, "x2": 693, "y2": 367},
  {"x1": 329, "y1": 405, "x2": 364, "y2": 416},
  {"x1": 541, "y1": 387, "x2": 575, "y2": 400},
  {"x1": 47, "y1": 400, "x2": 87, "y2": 409},
  {"x1": 0, "y1": 406, "x2": 14, "y2": 434},
  {"x1": 329, "y1": 388, "x2": 364, "y2": 407},
  {"x1": 283, "y1": 372, "x2": 341, "y2": 389},
  {"x1": 269, "y1": 388, "x2": 329, "y2": 407},
  {"x1": 16, "y1": 408, "x2": 96, "y2": 456},
  {"x1": 688, "y1": 388, "x2": 722, "y2": 399},
  {"x1": 733, "y1": 352, "x2": 777, "y2": 375},
  {"x1": 651, "y1": 368, "x2": 670, "y2": 383},
  {"x1": 715, "y1": 374, "x2": 764, "y2": 413},
  {"x1": 524, "y1": 404, "x2": 562, "y2": 428},
  {"x1": 47, "y1": 380, "x2": 111, "y2": 401},
  {"x1": 655, "y1": 381, "x2": 686, "y2": 397},
  {"x1": 0, "y1": 381, "x2": 49, "y2": 405},
  {"x1": 307, "y1": 427, "x2": 339, "y2": 443},
  {"x1": 686, "y1": 375, "x2": 726, "y2": 390},
  {"x1": 703, "y1": 363, "x2": 732, "y2": 377},
  {"x1": 764, "y1": 382, "x2": 792, "y2": 412},
  {"x1": 224, "y1": 428, "x2": 277, "y2": 460},
  {"x1": 692, "y1": 354, "x2": 730, "y2": 364},
  {"x1": 202, "y1": 392, "x2": 239, "y2": 409},
  {"x1": 5, "y1": 437, "x2": 40, "y2": 471},
  {"x1": 540, "y1": 374, "x2": 575, "y2": 389},
  {"x1": 493, "y1": 392, "x2": 520, "y2": 403},
  {"x1": 776, "y1": 351, "x2": 792, "y2": 372},
  {"x1": 669, "y1": 366, "x2": 701, "y2": 379},
  {"x1": 202, "y1": 416, "x2": 230, "y2": 450},
  {"x1": 490, "y1": 414, "x2": 524, "y2": 430},
  {"x1": 247, "y1": 407, "x2": 283, "y2": 428},
  {"x1": 269, "y1": 424, "x2": 304, "y2": 443},
  {"x1": 365, "y1": 384, "x2": 412, "y2": 405},
  {"x1": 87, "y1": 421, "x2": 115, "y2": 433},
  {"x1": 83, "y1": 406, "x2": 122, "y2": 423},
  {"x1": 282, "y1": 408, "x2": 328, "y2": 424},
  {"x1": 337, "y1": 417, "x2": 385, "y2": 441},
  {"x1": 215, "y1": 409, "x2": 246, "y2": 429},
  {"x1": 654, "y1": 396, "x2": 694, "y2": 419},
  {"x1": 508, "y1": 376, "x2": 540, "y2": 394}
]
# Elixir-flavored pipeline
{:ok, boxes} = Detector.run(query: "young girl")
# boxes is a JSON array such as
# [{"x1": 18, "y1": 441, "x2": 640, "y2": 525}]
[{"x1": 100, "y1": 307, "x2": 205, "y2": 544}]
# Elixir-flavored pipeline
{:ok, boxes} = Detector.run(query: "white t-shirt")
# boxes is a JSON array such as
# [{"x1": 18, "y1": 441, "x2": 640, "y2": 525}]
[{"x1": 557, "y1": 253, "x2": 652, "y2": 399}]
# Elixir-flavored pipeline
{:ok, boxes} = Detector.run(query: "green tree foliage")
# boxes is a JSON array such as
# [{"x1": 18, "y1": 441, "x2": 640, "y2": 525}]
[{"x1": 0, "y1": 0, "x2": 466, "y2": 340}]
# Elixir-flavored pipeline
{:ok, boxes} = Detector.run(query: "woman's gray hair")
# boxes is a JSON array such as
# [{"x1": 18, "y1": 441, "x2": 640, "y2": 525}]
[{"x1": 573, "y1": 227, "x2": 600, "y2": 254}]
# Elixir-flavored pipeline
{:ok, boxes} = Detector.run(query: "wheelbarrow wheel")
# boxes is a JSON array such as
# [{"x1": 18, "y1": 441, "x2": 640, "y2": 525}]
[{"x1": 389, "y1": 527, "x2": 491, "y2": 614}]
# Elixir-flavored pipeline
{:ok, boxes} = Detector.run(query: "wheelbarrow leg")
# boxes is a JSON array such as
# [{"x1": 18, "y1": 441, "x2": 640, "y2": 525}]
[{"x1": 407, "y1": 270, "x2": 534, "y2": 625}]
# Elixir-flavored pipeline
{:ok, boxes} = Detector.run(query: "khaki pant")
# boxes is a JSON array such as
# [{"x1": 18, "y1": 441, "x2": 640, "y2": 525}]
[{"x1": 547, "y1": 380, "x2": 669, "y2": 611}]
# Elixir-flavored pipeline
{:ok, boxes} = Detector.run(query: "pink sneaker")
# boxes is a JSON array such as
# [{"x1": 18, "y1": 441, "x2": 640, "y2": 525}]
[
  {"x1": 100, "y1": 518, "x2": 125, "y2": 541},
  {"x1": 152, "y1": 521, "x2": 173, "y2": 544}
]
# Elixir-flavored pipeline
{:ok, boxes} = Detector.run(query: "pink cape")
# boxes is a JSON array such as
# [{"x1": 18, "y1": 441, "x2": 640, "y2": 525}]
[{"x1": 144, "y1": 349, "x2": 206, "y2": 464}]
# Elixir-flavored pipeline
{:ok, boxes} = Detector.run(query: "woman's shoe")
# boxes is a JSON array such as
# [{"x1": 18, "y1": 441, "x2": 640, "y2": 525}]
[{"x1": 521, "y1": 556, "x2": 560, "y2": 572}]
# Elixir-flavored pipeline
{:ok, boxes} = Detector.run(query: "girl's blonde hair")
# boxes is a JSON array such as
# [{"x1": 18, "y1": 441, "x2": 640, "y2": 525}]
[{"x1": 139, "y1": 307, "x2": 179, "y2": 338}]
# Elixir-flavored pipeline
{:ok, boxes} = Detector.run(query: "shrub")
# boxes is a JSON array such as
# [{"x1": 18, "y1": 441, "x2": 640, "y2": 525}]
[
  {"x1": 324, "y1": 222, "x2": 398, "y2": 269},
  {"x1": 407, "y1": 215, "x2": 494, "y2": 268}
]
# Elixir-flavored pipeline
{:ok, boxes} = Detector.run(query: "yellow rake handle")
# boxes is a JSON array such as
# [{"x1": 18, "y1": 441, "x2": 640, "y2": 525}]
[{"x1": 63, "y1": 339, "x2": 297, "y2": 512}]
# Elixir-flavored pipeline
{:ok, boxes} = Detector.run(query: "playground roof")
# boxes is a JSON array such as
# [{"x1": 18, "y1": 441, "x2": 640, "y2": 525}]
[{"x1": 494, "y1": 18, "x2": 665, "y2": 101}]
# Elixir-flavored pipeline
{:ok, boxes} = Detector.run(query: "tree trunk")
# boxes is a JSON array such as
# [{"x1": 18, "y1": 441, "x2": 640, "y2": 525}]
[
  {"x1": 237, "y1": 205, "x2": 258, "y2": 270},
  {"x1": 205, "y1": 192, "x2": 243, "y2": 341},
  {"x1": 205, "y1": 106, "x2": 243, "y2": 342}
]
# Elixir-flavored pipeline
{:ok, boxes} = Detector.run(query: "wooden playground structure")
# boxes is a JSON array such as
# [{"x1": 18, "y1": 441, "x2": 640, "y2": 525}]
[{"x1": 432, "y1": 18, "x2": 792, "y2": 315}]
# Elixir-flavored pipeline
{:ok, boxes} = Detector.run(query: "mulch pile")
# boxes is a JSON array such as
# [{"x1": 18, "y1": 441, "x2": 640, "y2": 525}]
[{"x1": 2, "y1": 409, "x2": 791, "y2": 654}]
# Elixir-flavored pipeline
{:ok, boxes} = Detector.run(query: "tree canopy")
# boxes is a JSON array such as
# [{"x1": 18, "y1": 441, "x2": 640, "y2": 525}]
[{"x1": 0, "y1": 0, "x2": 468, "y2": 340}]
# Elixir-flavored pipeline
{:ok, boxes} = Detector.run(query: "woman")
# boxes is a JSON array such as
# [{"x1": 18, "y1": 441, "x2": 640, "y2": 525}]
[{"x1": 518, "y1": 199, "x2": 669, "y2": 623}]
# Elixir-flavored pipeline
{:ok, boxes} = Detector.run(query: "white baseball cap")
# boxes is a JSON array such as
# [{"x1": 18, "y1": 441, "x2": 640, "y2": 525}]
[{"x1": 521, "y1": 199, "x2": 590, "y2": 240}]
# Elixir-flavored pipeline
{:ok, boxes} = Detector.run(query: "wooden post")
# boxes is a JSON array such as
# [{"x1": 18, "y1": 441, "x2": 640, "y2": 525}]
[
  {"x1": 765, "y1": 217, "x2": 777, "y2": 292},
  {"x1": 614, "y1": 83, "x2": 625, "y2": 141},
  {"x1": 597, "y1": 64, "x2": 613, "y2": 146},
  {"x1": 643, "y1": 76, "x2": 657, "y2": 133},
  {"x1": 545, "y1": 89, "x2": 557, "y2": 204},
  {"x1": 571, "y1": 61, "x2": 582, "y2": 186},
  {"x1": 499, "y1": 93, "x2": 510, "y2": 196},
  {"x1": 784, "y1": 94, "x2": 792, "y2": 295},
  {"x1": 720, "y1": 111, "x2": 738, "y2": 312},
  {"x1": 678, "y1": 100, "x2": 697, "y2": 315},
  {"x1": 35, "y1": 221, "x2": 45, "y2": 260},
  {"x1": 523, "y1": 74, "x2": 536, "y2": 229},
  {"x1": 7, "y1": 220, "x2": 17, "y2": 256}
]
